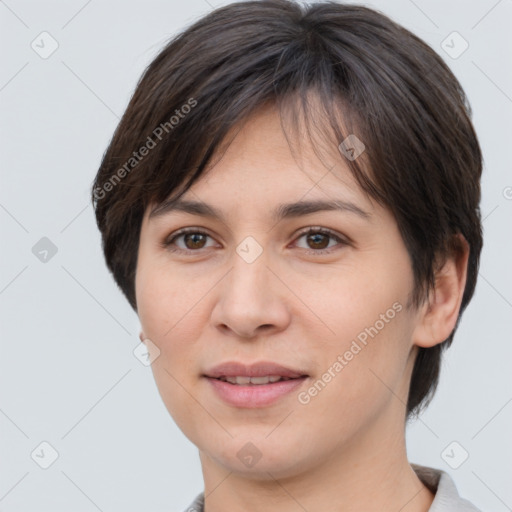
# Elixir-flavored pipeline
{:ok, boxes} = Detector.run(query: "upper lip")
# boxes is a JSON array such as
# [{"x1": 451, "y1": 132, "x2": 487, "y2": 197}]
[{"x1": 204, "y1": 361, "x2": 308, "y2": 379}]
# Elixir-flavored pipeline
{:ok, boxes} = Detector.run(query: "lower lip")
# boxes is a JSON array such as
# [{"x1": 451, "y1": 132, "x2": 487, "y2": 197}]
[{"x1": 205, "y1": 377, "x2": 308, "y2": 408}]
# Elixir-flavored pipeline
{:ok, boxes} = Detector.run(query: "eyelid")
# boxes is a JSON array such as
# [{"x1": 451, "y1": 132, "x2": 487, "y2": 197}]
[{"x1": 293, "y1": 226, "x2": 350, "y2": 243}]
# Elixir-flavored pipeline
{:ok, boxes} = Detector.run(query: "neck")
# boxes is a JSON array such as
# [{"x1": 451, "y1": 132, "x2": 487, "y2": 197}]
[{"x1": 198, "y1": 405, "x2": 434, "y2": 512}]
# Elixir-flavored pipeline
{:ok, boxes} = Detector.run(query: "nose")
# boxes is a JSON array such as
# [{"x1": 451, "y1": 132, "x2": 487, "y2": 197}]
[{"x1": 210, "y1": 249, "x2": 291, "y2": 339}]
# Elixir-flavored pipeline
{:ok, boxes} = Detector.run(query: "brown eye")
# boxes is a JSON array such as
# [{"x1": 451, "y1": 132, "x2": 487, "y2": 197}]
[
  {"x1": 182, "y1": 233, "x2": 208, "y2": 250},
  {"x1": 164, "y1": 229, "x2": 216, "y2": 253},
  {"x1": 306, "y1": 232, "x2": 330, "y2": 250},
  {"x1": 295, "y1": 227, "x2": 347, "y2": 255}
]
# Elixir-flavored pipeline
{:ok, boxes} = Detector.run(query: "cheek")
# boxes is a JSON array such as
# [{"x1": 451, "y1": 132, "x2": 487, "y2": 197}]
[
  {"x1": 295, "y1": 258, "x2": 414, "y2": 416},
  {"x1": 135, "y1": 256, "x2": 210, "y2": 388},
  {"x1": 297, "y1": 311, "x2": 414, "y2": 443},
  {"x1": 297, "y1": 253, "x2": 412, "y2": 348},
  {"x1": 136, "y1": 264, "x2": 205, "y2": 434},
  {"x1": 136, "y1": 254, "x2": 204, "y2": 341}
]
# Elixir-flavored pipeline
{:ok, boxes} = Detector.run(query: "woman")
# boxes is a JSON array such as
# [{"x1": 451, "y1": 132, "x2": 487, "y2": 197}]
[{"x1": 92, "y1": 1, "x2": 483, "y2": 510}]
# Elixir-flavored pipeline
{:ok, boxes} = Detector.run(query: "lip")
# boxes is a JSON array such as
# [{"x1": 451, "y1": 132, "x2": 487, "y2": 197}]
[
  {"x1": 203, "y1": 361, "x2": 309, "y2": 408},
  {"x1": 204, "y1": 361, "x2": 308, "y2": 379}
]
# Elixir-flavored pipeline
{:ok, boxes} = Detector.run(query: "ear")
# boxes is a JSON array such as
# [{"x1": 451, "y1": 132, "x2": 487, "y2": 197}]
[{"x1": 412, "y1": 234, "x2": 470, "y2": 348}]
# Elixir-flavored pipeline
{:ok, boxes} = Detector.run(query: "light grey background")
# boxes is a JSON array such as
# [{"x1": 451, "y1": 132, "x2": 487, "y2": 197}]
[{"x1": 1, "y1": 0, "x2": 511, "y2": 511}]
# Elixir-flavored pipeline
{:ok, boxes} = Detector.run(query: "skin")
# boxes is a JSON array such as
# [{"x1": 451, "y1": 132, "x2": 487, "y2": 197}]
[{"x1": 135, "y1": 104, "x2": 469, "y2": 512}]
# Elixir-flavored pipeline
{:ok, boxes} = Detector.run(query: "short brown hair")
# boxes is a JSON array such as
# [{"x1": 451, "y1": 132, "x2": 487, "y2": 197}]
[{"x1": 92, "y1": 0, "x2": 483, "y2": 417}]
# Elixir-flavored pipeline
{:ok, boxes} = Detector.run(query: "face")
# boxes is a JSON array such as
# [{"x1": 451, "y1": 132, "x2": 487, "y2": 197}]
[{"x1": 135, "y1": 105, "x2": 422, "y2": 479}]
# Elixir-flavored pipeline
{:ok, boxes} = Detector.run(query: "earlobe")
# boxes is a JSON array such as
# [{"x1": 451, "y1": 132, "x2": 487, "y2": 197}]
[{"x1": 412, "y1": 235, "x2": 470, "y2": 349}]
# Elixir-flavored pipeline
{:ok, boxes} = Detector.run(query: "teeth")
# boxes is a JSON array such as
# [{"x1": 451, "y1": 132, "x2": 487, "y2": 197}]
[
  {"x1": 220, "y1": 375, "x2": 290, "y2": 385},
  {"x1": 251, "y1": 376, "x2": 279, "y2": 385},
  {"x1": 227, "y1": 376, "x2": 251, "y2": 385}
]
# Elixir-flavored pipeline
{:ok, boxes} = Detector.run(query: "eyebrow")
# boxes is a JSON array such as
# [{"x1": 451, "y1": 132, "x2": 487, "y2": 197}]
[{"x1": 150, "y1": 197, "x2": 371, "y2": 222}]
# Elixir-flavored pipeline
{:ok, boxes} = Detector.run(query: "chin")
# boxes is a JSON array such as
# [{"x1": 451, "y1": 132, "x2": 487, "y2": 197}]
[{"x1": 201, "y1": 433, "x2": 313, "y2": 479}]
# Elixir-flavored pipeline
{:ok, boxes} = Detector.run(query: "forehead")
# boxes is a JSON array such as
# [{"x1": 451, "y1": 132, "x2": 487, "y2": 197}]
[
  {"x1": 165, "y1": 105, "x2": 372, "y2": 213},
  {"x1": 141, "y1": 100, "x2": 402, "y2": 236},
  {"x1": 141, "y1": 104, "x2": 404, "y2": 239}
]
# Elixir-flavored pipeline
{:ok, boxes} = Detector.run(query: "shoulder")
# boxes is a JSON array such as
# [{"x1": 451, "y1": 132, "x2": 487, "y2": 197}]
[
  {"x1": 412, "y1": 463, "x2": 482, "y2": 512},
  {"x1": 180, "y1": 492, "x2": 204, "y2": 512}
]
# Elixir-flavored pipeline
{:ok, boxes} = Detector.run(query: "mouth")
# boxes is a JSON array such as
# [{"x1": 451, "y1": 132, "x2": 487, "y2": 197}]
[
  {"x1": 215, "y1": 375, "x2": 303, "y2": 385},
  {"x1": 203, "y1": 361, "x2": 309, "y2": 408}
]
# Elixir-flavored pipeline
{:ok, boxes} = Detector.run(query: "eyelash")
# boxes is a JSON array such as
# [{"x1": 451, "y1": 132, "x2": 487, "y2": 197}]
[{"x1": 162, "y1": 227, "x2": 348, "y2": 256}]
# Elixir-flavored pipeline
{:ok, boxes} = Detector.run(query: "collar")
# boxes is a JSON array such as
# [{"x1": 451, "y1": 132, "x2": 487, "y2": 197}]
[{"x1": 183, "y1": 464, "x2": 481, "y2": 511}]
